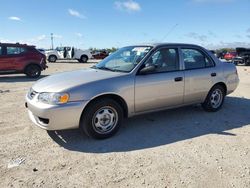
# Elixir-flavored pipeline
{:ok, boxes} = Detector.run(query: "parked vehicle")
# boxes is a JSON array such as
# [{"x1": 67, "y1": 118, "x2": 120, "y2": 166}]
[
  {"x1": 45, "y1": 46, "x2": 92, "y2": 63},
  {"x1": 217, "y1": 51, "x2": 226, "y2": 59},
  {"x1": 37, "y1": 48, "x2": 46, "y2": 54},
  {"x1": 0, "y1": 43, "x2": 47, "y2": 78},
  {"x1": 224, "y1": 52, "x2": 236, "y2": 61},
  {"x1": 209, "y1": 50, "x2": 217, "y2": 57},
  {"x1": 232, "y1": 48, "x2": 250, "y2": 66},
  {"x1": 92, "y1": 50, "x2": 109, "y2": 59},
  {"x1": 25, "y1": 43, "x2": 239, "y2": 139}
]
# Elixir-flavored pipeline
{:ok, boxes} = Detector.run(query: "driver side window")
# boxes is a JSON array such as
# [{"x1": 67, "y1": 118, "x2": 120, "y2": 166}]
[{"x1": 144, "y1": 48, "x2": 179, "y2": 73}]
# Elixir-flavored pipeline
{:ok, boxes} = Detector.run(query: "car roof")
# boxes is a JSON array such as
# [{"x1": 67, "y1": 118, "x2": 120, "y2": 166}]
[
  {"x1": 0, "y1": 42, "x2": 35, "y2": 48},
  {"x1": 129, "y1": 43, "x2": 205, "y2": 49}
]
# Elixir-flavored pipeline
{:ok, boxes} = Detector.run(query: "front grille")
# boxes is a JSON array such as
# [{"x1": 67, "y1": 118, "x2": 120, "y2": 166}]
[{"x1": 28, "y1": 89, "x2": 37, "y2": 99}]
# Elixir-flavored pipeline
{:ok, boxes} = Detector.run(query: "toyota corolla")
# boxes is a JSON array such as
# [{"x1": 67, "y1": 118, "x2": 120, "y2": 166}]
[{"x1": 25, "y1": 43, "x2": 239, "y2": 139}]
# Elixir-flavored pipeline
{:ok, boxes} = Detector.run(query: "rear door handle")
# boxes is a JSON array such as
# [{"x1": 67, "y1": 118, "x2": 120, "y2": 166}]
[
  {"x1": 211, "y1": 73, "x2": 217, "y2": 77},
  {"x1": 174, "y1": 77, "x2": 183, "y2": 82}
]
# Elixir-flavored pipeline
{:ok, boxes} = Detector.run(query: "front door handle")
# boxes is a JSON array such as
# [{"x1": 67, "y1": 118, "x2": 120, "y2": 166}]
[
  {"x1": 174, "y1": 77, "x2": 183, "y2": 82},
  {"x1": 211, "y1": 73, "x2": 217, "y2": 77}
]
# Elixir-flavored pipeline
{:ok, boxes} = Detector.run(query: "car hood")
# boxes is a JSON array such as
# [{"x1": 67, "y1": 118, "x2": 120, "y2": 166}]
[
  {"x1": 32, "y1": 68, "x2": 124, "y2": 92},
  {"x1": 45, "y1": 50, "x2": 57, "y2": 54}
]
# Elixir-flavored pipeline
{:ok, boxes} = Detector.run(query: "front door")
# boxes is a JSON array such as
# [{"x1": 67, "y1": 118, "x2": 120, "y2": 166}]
[{"x1": 135, "y1": 47, "x2": 184, "y2": 112}]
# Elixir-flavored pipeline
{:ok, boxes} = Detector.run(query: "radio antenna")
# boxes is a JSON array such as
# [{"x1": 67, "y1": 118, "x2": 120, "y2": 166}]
[{"x1": 160, "y1": 24, "x2": 179, "y2": 42}]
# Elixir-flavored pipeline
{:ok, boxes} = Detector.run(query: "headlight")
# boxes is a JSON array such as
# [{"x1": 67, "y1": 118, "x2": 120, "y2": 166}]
[{"x1": 38, "y1": 92, "x2": 69, "y2": 104}]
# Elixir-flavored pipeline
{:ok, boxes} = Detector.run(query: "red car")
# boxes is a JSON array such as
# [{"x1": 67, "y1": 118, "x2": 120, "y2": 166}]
[
  {"x1": 0, "y1": 43, "x2": 47, "y2": 78},
  {"x1": 92, "y1": 50, "x2": 109, "y2": 59},
  {"x1": 224, "y1": 52, "x2": 236, "y2": 61}
]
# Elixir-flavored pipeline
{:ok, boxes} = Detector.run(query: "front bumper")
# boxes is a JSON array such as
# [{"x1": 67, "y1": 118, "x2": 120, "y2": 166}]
[
  {"x1": 25, "y1": 95, "x2": 89, "y2": 130},
  {"x1": 40, "y1": 58, "x2": 48, "y2": 70}
]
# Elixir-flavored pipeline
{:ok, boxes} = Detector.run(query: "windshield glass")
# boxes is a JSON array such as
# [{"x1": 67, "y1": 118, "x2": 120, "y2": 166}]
[{"x1": 93, "y1": 46, "x2": 152, "y2": 72}]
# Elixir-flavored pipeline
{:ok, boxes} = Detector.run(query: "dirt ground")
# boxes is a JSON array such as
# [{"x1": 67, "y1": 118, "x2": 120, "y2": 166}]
[{"x1": 0, "y1": 61, "x2": 250, "y2": 188}]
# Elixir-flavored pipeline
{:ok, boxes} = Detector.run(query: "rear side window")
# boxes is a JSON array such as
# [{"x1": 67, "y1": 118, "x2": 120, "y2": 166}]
[
  {"x1": 7, "y1": 47, "x2": 27, "y2": 55},
  {"x1": 181, "y1": 49, "x2": 214, "y2": 70}
]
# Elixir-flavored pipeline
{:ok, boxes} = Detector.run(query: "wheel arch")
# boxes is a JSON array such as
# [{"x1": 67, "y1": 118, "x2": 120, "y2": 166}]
[
  {"x1": 23, "y1": 62, "x2": 41, "y2": 72},
  {"x1": 81, "y1": 54, "x2": 89, "y2": 59},
  {"x1": 48, "y1": 54, "x2": 58, "y2": 61},
  {"x1": 212, "y1": 82, "x2": 227, "y2": 94},
  {"x1": 82, "y1": 93, "x2": 128, "y2": 118}
]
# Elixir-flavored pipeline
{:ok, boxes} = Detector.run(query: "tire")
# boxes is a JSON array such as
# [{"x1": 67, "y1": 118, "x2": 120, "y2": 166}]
[
  {"x1": 202, "y1": 85, "x2": 225, "y2": 112},
  {"x1": 80, "y1": 98, "x2": 123, "y2": 139},
  {"x1": 80, "y1": 55, "x2": 88, "y2": 63},
  {"x1": 25, "y1": 64, "x2": 41, "y2": 78},
  {"x1": 246, "y1": 59, "x2": 250, "y2": 66},
  {"x1": 48, "y1": 55, "x2": 57, "y2": 62}
]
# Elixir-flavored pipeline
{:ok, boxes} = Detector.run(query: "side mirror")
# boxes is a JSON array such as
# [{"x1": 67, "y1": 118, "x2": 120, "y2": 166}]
[{"x1": 139, "y1": 65, "x2": 155, "y2": 75}]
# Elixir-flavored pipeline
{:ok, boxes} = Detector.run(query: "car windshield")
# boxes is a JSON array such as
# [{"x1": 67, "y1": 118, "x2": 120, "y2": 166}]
[{"x1": 93, "y1": 46, "x2": 152, "y2": 72}]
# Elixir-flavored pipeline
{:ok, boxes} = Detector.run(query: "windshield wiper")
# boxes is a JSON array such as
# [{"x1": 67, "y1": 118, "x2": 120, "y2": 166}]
[
  {"x1": 97, "y1": 67, "x2": 116, "y2": 72},
  {"x1": 91, "y1": 66, "x2": 128, "y2": 73}
]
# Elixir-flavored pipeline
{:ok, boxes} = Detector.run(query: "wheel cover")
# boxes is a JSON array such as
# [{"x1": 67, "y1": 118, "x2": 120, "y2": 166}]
[
  {"x1": 82, "y1": 57, "x2": 87, "y2": 62},
  {"x1": 92, "y1": 106, "x2": 118, "y2": 134},
  {"x1": 50, "y1": 56, "x2": 56, "y2": 61},
  {"x1": 210, "y1": 89, "x2": 223, "y2": 108},
  {"x1": 29, "y1": 67, "x2": 39, "y2": 76}
]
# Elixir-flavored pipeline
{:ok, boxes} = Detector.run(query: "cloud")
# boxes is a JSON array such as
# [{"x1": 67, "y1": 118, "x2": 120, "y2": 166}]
[
  {"x1": 53, "y1": 34, "x2": 63, "y2": 39},
  {"x1": 208, "y1": 31, "x2": 217, "y2": 37},
  {"x1": 247, "y1": 28, "x2": 250, "y2": 33},
  {"x1": 0, "y1": 38, "x2": 14, "y2": 43},
  {"x1": 37, "y1": 35, "x2": 46, "y2": 41},
  {"x1": 75, "y1": 33, "x2": 83, "y2": 37},
  {"x1": 115, "y1": 0, "x2": 141, "y2": 12},
  {"x1": 8, "y1": 16, "x2": 21, "y2": 21},
  {"x1": 68, "y1": 9, "x2": 86, "y2": 19},
  {"x1": 205, "y1": 41, "x2": 250, "y2": 49},
  {"x1": 28, "y1": 35, "x2": 47, "y2": 44},
  {"x1": 247, "y1": 35, "x2": 250, "y2": 39},
  {"x1": 186, "y1": 32, "x2": 208, "y2": 42}
]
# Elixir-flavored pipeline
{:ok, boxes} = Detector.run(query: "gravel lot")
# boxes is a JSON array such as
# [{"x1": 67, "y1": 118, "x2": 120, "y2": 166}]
[{"x1": 0, "y1": 61, "x2": 250, "y2": 188}]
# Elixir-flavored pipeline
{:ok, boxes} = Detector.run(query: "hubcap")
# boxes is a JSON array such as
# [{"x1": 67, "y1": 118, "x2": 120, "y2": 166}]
[
  {"x1": 210, "y1": 89, "x2": 223, "y2": 108},
  {"x1": 82, "y1": 57, "x2": 87, "y2": 62},
  {"x1": 92, "y1": 106, "x2": 118, "y2": 134},
  {"x1": 29, "y1": 67, "x2": 39, "y2": 76},
  {"x1": 50, "y1": 56, "x2": 56, "y2": 62}
]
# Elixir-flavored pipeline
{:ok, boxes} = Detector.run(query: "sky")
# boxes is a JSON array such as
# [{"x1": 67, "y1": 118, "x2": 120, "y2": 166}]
[{"x1": 0, "y1": 0, "x2": 250, "y2": 49}]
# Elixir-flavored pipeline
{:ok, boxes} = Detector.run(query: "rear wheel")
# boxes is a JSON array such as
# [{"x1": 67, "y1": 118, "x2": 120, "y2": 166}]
[
  {"x1": 245, "y1": 58, "x2": 250, "y2": 66},
  {"x1": 48, "y1": 55, "x2": 57, "y2": 62},
  {"x1": 202, "y1": 85, "x2": 225, "y2": 112},
  {"x1": 25, "y1": 64, "x2": 41, "y2": 78},
  {"x1": 79, "y1": 55, "x2": 88, "y2": 63},
  {"x1": 80, "y1": 98, "x2": 123, "y2": 139}
]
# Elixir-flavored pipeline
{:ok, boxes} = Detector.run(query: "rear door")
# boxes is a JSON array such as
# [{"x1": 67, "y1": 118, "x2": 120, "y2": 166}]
[
  {"x1": 5, "y1": 46, "x2": 28, "y2": 70},
  {"x1": 181, "y1": 47, "x2": 217, "y2": 104}
]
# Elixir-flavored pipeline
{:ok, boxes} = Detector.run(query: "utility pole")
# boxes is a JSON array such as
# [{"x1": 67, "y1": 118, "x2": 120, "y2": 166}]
[{"x1": 51, "y1": 33, "x2": 54, "y2": 50}]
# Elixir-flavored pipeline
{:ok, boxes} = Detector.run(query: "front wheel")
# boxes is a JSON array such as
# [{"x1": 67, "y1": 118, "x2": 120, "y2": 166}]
[
  {"x1": 25, "y1": 65, "x2": 41, "y2": 78},
  {"x1": 202, "y1": 85, "x2": 225, "y2": 112},
  {"x1": 80, "y1": 99, "x2": 123, "y2": 139}
]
